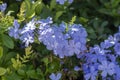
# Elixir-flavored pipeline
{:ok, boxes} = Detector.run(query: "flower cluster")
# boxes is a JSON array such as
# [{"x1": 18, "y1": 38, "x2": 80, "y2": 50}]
[
  {"x1": 9, "y1": 19, "x2": 36, "y2": 47},
  {"x1": 8, "y1": 17, "x2": 120, "y2": 80},
  {"x1": 9, "y1": 17, "x2": 87, "y2": 58},
  {"x1": 80, "y1": 27, "x2": 120, "y2": 80},
  {"x1": 38, "y1": 17, "x2": 87, "y2": 58}
]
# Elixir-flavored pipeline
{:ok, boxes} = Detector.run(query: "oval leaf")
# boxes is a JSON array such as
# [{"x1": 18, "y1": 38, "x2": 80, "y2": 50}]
[
  {"x1": 0, "y1": 67, "x2": 6, "y2": 76},
  {"x1": 2, "y1": 34, "x2": 14, "y2": 49},
  {"x1": 0, "y1": 46, "x2": 3, "y2": 58}
]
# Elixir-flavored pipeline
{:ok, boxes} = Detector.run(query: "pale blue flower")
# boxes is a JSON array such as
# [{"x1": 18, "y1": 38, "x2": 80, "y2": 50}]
[
  {"x1": 114, "y1": 43, "x2": 120, "y2": 55},
  {"x1": 56, "y1": 0, "x2": 66, "y2": 4},
  {"x1": 74, "y1": 66, "x2": 80, "y2": 71},
  {"x1": 84, "y1": 66, "x2": 98, "y2": 80},
  {"x1": 0, "y1": 3, "x2": 7, "y2": 12},
  {"x1": 49, "y1": 73, "x2": 62, "y2": 80},
  {"x1": 98, "y1": 61, "x2": 115, "y2": 77},
  {"x1": 9, "y1": 20, "x2": 20, "y2": 39},
  {"x1": 68, "y1": 40, "x2": 81, "y2": 55},
  {"x1": 37, "y1": 17, "x2": 53, "y2": 27},
  {"x1": 20, "y1": 32, "x2": 34, "y2": 47},
  {"x1": 21, "y1": 19, "x2": 36, "y2": 34}
]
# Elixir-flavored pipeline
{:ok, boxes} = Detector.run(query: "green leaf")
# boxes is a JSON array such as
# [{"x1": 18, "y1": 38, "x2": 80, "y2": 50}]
[
  {"x1": 2, "y1": 34, "x2": 14, "y2": 49},
  {"x1": 0, "y1": 46, "x2": 3, "y2": 58},
  {"x1": 79, "y1": 17, "x2": 88, "y2": 24},
  {"x1": 35, "y1": 2, "x2": 43, "y2": 15},
  {"x1": 50, "y1": 0, "x2": 56, "y2": 10},
  {"x1": 17, "y1": 69, "x2": 25, "y2": 76},
  {"x1": 0, "y1": 67, "x2": 6, "y2": 76},
  {"x1": 70, "y1": 16, "x2": 76, "y2": 24},
  {"x1": 26, "y1": 70, "x2": 38, "y2": 79},
  {"x1": 24, "y1": 0, "x2": 33, "y2": 18},
  {"x1": 55, "y1": 11, "x2": 64, "y2": 21},
  {"x1": 101, "y1": 21, "x2": 108, "y2": 27},
  {"x1": 41, "y1": 57, "x2": 49, "y2": 65}
]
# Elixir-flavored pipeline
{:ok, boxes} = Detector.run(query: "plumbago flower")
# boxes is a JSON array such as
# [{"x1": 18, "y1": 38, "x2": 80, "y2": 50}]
[
  {"x1": 114, "y1": 43, "x2": 120, "y2": 55},
  {"x1": 9, "y1": 17, "x2": 87, "y2": 58},
  {"x1": 9, "y1": 20, "x2": 20, "y2": 39},
  {"x1": 84, "y1": 66, "x2": 98, "y2": 80},
  {"x1": 49, "y1": 73, "x2": 62, "y2": 80},
  {"x1": 98, "y1": 61, "x2": 115, "y2": 78},
  {"x1": 9, "y1": 19, "x2": 36, "y2": 47},
  {"x1": 56, "y1": 0, "x2": 73, "y2": 4},
  {"x1": 80, "y1": 27, "x2": 120, "y2": 80},
  {"x1": 74, "y1": 66, "x2": 80, "y2": 71},
  {"x1": 38, "y1": 17, "x2": 87, "y2": 58},
  {"x1": 0, "y1": 3, "x2": 7, "y2": 12},
  {"x1": 20, "y1": 19, "x2": 36, "y2": 47}
]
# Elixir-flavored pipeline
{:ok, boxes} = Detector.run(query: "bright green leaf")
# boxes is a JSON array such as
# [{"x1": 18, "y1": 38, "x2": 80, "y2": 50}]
[
  {"x1": 70, "y1": 16, "x2": 76, "y2": 24},
  {"x1": 0, "y1": 67, "x2": 6, "y2": 76}
]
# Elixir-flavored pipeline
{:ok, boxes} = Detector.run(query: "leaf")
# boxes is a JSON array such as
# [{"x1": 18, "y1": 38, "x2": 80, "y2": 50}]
[
  {"x1": 17, "y1": 69, "x2": 25, "y2": 76},
  {"x1": 79, "y1": 17, "x2": 88, "y2": 24},
  {"x1": 25, "y1": 0, "x2": 41, "y2": 19},
  {"x1": 26, "y1": 70, "x2": 38, "y2": 79},
  {"x1": 0, "y1": 67, "x2": 6, "y2": 76},
  {"x1": 2, "y1": 34, "x2": 14, "y2": 49},
  {"x1": 41, "y1": 57, "x2": 49, "y2": 65},
  {"x1": 35, "y1": 2, "x2": 43, "y2": 15},
  {"x1": 55, "y1": 11, "x2": 64, "y2": 21},
  {"x1": 24, "y1": 0, "x2": 33, "y2": 18},
  {"x1": 70, "y1": 16, "x2": 76, "y2": 24},
  {"x1": 50, "y1": 0, "x2": 56, "y2": 10},
  {"x1": 101, "y1": 21, "x2": 108, "y2": 27},
  {"x1": 25, "y1": 46, "x2": 33, "y2": 56},
  {"x1": 0, "y1": 46, "x2": 3, "y2": 58}
]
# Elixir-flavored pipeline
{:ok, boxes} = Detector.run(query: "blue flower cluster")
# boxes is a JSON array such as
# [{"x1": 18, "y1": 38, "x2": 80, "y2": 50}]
[
  {"x1": 80, "y1": 27, "x2": 120, "y2": 80},
  {"x1": 0, "y1": 3, "x2": 7, "y2": 12},
  {"x1": 9, "y1": 17, "x2": 120, "y2": 80},
  {"x1": 38, "y1": 17, "x2": 87, "y2": 58},
  {"x1": 9, "y1": 17, "x2": 87, "y2": 58},
  {"x1": 56, "y1": 0, "x2": 73, "y2": 4},
  {"x1": 9, "y1": 19, "x2": 36, "y2": 47}
]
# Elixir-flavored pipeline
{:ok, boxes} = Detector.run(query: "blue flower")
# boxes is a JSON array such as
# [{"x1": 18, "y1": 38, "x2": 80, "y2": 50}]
[
  {"x1": 9, "y1": 20, "x2": 20, "y2": 39},
  {"x1": 114, "y1": 43, "x2": 120, "y2": 55},
  {"x1": 114, "y1": 65, "x2": 120, "y2": 80},
  {"x1": 20, "y1": 32, "x2": 34, "y2": 47},
  {"x1": 21, "y1": 19, "x2": 36, "y2": 34},
  {"x1": 68, "y1": 40, "x2": 81, "y2": 55},
  {"x1": 84, "y1": 66, "x2": 98, "y2": 80},
  {"x1": 98, "y1": 61, "x2": 115, "y2": 77},
  {"x1": 114, "y1": 31, "x2": 120, "y2": 41},
  {"x1": 68, "y1": 0, "x2": 73, "y2": 3},
  {"x1": 56, "y1": 0, "x2": 66, "y2": 4},
  {"x1": 107, "y1": 35, "x2": 117, "y2": 46},
  {"x1": 0, "y1": 3, "x2": 7, "y2": 12},
  {"x1": 74, "y1": 66, "x2": 80, "y2": 71},
  {"x1": 56, "y1": 0, "x2": 73, "y2": 4},
  {"x1": 37, "y1": 17, "x2": 53, "y2": 26},
  {"x1": 49, "y1": 73, "x2": 62, "y2": 80}
]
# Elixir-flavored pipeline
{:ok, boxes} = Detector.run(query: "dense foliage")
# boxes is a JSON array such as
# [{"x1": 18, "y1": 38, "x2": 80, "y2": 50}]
[{"x1": 0, "y1": 0, "x2": 120, "y2": 80}]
